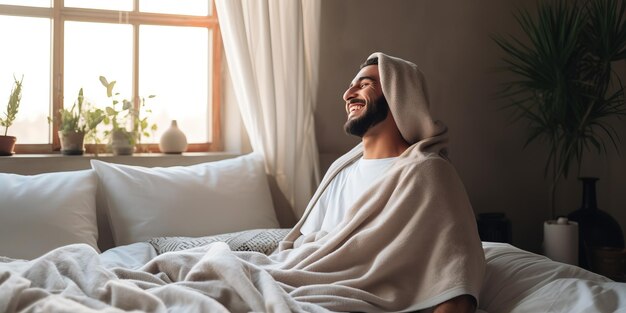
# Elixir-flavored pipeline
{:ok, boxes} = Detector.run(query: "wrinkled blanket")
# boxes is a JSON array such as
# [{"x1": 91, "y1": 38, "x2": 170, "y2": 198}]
[
  {"x1": 276, "y1": 139, "x2": 485, "y2": 312},
  {"x1": 0, "y1": 243, "x2": 326, "y2": 313},
  {"x1": 0, "y1": 142, "x2": 485, "y2": 313}
]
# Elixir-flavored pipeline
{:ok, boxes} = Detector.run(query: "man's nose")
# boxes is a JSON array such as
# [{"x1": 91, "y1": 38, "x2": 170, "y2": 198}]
[{"x1": 343, "y1": 86, "x2": 357, "y2": 101}]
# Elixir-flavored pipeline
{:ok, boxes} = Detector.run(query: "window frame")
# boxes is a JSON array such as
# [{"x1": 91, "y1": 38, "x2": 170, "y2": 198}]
[{"x1": 0, "y1": 0, "x2": 222, "y2": 154}]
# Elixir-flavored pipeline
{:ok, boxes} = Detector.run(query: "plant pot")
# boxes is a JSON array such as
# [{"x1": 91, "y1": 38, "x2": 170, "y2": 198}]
[
  {"x1": 110, "y1": 130, "x2": 135, "y2": 156},
  {"x1": 58, "y1": 130, "x2": 85, "y2": 155},
  {"x1": 0, "y1": 135, "x2": 16, "y2": 156}
]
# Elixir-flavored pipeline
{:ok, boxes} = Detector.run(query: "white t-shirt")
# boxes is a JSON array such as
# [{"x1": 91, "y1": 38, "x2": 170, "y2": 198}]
[{"x1": 300, "y1": 157, "x2": 397, "y2": 235}]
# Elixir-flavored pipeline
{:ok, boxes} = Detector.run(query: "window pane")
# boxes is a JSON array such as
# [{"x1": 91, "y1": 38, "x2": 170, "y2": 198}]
[
  {"x1": 139, "y1": 25, "x2": 209, "y2": 143},
  {"x1": 0, "y1": 0, "x2": 50, "y2": 7},
  {"x1": 64, "y1": 0, "x2": 132, "y2": 11},
  {"x1": 64, "y1": 21, "x2": 132, "y2": 132},
  {"x1": 139, "y1": 0, "x2": 210, "y2": 16},
  {"x1": 0, "y1": 16, "x2": 50, "y2": 144}
]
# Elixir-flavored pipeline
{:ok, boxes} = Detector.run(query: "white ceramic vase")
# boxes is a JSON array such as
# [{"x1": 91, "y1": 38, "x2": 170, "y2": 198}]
[{"x1": 159, "y1": 120, "x2": 188, "y2": 154}]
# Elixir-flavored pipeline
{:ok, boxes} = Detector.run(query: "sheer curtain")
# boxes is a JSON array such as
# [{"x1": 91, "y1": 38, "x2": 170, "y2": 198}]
[{"x1": 215, "y1": 0, "x2": 321, "y2": 219}]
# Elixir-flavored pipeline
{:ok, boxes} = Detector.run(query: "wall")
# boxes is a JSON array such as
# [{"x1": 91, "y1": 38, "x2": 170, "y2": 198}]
[{"x1": 315, "y1": 0, "x2": 626, "y2": 253}]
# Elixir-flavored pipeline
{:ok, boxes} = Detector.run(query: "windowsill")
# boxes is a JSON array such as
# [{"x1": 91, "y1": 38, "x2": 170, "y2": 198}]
[
  {"x1": 4, "y1": 151, "x2": 235, "y2": 159},
  {"x1": 0, "y1": 152, "x2": 241, "y2": 175}
]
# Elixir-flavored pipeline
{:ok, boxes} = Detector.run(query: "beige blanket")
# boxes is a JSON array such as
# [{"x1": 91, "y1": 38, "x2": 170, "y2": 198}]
[
  {"x1": 0, "y1": 141, "x2": 483, "y2": 313},
  {"x1": 0, "y1": 51, "x2": 484, "y2": 311},
  {"x1": 275, "y1": 137, "x2": 485, "y2": 312}
]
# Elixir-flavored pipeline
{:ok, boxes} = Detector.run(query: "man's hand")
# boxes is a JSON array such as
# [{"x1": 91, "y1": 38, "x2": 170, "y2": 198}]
[{"x1": 433, "y1": 295, "x2": 476, "y2": 313}]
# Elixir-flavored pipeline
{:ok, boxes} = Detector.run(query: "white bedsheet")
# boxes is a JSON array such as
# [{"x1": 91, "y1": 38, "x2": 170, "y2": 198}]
[
  {"x1": 480, "y1": 242, "x2": 626, "y2": 313},
  {"x1": 98, "y1": 242, "x2": 157, "y2": 269},
  {"x1": 3, "y1": 240, "x2": 624, "y2": 312}
]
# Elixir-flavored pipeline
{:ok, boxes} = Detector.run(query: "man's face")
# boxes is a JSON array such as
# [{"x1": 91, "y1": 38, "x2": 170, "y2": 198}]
[{"x1": 342, "y1": 65, "x2": 389, "y2": 137}]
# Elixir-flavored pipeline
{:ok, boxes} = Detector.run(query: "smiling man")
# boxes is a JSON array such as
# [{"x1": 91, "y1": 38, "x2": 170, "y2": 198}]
[{"x1": 280, "y1": 52, "x2": 485, "y2": 313}]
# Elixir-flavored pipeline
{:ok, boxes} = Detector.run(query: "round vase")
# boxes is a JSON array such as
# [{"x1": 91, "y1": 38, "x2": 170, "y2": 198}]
[
  {"x1": 568, "y1": 177, "x2": 625, "y2": 270},
  {"x1": 58, "y1": 130, "x2": 85, "y2": 155},
  {"x1": 159, "y1": 120, "x2": 188, "y2": 154}
]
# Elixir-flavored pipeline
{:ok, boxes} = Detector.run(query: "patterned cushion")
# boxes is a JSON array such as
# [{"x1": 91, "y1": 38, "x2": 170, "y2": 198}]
[{"x1": 148, "y1": 228, "x2": 291, "y2": 255}]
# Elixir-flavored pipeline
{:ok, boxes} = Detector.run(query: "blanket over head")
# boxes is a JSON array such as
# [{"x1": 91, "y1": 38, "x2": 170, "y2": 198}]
[{"x1": 274, "y1": 52, "x2": 485, "y2": 311}]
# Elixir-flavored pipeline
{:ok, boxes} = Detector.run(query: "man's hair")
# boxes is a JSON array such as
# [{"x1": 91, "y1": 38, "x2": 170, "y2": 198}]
[{"x1": 359, "y1": 57, "x2": 378, "y2": 69}]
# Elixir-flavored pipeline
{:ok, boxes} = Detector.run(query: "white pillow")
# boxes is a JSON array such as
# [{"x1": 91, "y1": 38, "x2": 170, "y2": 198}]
[
  {"x1": 91, "y1": 153, "x2": 279, "y2": 245},
  {"x1": 0, "y1": 170, "x2": 99, "y2": 260}
]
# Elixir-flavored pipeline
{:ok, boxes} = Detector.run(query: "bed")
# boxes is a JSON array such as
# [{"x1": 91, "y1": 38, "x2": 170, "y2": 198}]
[{"x1": 0, "y1": 153, "x2": 624, "y2": 312}]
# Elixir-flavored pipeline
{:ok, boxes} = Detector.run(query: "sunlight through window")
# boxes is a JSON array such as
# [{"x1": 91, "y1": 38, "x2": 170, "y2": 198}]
[
  {"x1": 0, "y1": 15, "x2": 50, "y2": 143},
  {"x1": 139, "y1": 25, "x2": 210, "y2": 143},
  {"x1": 0, "y1": 1, "x2": 220, "y2": 152}
]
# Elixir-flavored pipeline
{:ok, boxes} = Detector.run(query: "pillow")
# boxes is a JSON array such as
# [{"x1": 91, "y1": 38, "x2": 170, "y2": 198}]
[
  {"x1": 0, "y1": 170, "x2": 99, "y2": 260},
  {"x1": 148, "y1": 228, "x2": 291, "y2": 255},
  {"x1": 91, "y1": 153, "x2": 279, "y2": 245}
]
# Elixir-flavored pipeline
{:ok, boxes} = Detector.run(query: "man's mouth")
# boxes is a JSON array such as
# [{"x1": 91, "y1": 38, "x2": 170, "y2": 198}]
[
  {"x1": 347, "y1": 100, "x2": 366, "y2": 117},
  {"x1": 349, "y1": 103, "x2": 365, "y2": 113}
]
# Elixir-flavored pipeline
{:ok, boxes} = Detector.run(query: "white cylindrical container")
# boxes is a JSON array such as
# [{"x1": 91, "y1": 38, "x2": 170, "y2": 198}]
[
  {"x1": 543, "y1": 217, "x2": 579, "y2": 265},
  {"x1": 159, "y1": 120, "x2": 188, "y2": 154}
]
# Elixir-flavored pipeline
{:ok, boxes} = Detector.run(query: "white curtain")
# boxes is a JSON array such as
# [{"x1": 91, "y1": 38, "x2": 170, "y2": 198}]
[{"x1": 215, "y1": 0, "x2": 321, "y2": 218}]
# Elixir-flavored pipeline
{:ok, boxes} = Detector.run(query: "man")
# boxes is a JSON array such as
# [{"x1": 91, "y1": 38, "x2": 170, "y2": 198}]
[{"x1": 277, "y1": 52, "x2": 485, "y2": 313}]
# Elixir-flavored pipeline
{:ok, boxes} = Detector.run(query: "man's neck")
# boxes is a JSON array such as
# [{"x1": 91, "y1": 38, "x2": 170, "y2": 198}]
[{"x1": 361, "y1": 117, "x2": 410, "y2": 159}]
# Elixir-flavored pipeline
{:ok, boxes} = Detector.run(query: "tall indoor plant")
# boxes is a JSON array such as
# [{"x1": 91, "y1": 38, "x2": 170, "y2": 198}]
[
  {"x1": 0, "y1": 75, "x2": 24, "y2": 156},
  {"x1": 493, "y1": 0, "x2": 626, "y2": 219}
]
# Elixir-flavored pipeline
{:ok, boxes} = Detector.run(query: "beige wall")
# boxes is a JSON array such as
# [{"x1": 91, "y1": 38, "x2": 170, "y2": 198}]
[{"x1": 315, "y1": 0, "x2": 626, "y2": 253}]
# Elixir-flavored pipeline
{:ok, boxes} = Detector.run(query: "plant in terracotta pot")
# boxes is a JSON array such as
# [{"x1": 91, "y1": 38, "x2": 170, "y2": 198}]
[
  {"x1": 99, "y1": 76, "x2": 157, "y2": 155},
  {"x1": 49, "y1": 88, "x2": 105, "y2": 155},
  {"x1": 0, "y1": 75, "x2": 24, "y2": 156},
  {"x1": 494, "y1": 0, "x2": 626, "y2": 266}
]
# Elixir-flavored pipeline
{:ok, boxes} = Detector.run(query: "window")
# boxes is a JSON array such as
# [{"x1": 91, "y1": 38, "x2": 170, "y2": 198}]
[{"x1": 0, "y1": 0, "x2": 222, "y2": 153}]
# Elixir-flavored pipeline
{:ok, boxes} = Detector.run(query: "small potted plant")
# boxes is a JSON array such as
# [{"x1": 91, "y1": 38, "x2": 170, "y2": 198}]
[
  {"x1": 99, "y1": 76, "x2": 157, "y2": 155},
  {"x1": 49, "y1": 88, "x2": 105, "y2": 155},
  {"x1": 0, "y1": 75, "x2": 24, "y2": 156}
]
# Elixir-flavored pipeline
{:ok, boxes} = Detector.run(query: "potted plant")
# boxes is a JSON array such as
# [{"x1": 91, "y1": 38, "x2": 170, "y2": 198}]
[
  {"x1": 0, "y1": 75, "x2": 24, "y2": 156},
  {"x1": 49, "y1": 88, "x2": 105, "y2": 155},
  {"x1": 99, "y1": 76, "x2": 157, "y2": 155},
  {"x1": 493, "y1": 0, "x2": 626, "y2": 265}
]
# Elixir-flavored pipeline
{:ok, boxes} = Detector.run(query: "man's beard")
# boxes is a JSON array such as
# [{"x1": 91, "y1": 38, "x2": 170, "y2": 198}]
[{"x1": 344, "y1": 96, "x2": 389, "y2": 137}]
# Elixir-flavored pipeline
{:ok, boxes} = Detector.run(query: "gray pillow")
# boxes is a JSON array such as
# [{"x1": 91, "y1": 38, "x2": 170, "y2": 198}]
[{"x1": 149, "y1": 228, "x2": 291, "y2": 255}]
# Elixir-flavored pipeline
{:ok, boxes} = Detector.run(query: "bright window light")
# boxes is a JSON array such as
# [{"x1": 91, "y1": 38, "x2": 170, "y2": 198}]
[
  {"x1": 64, "y1": 21, "x2": 133, "y2": 119},
  {"x1": 0, "y1": 0, "x2": 50, "y2": 7},
  {"x1": 139, "y1": 25, "x2": 210, "y2": 143},
  {"x1": 0, "y1": 15, "x2": 50, "y2": 143},
  {"x1": 0, "y1": 2, "x2": 220, "y2": 151},
  {"x1": 139, "y1": 0, "x2": 210, "y2": 16},
  {"x1": 64, "y1": 0, "x2": 132, "y2": 11}
]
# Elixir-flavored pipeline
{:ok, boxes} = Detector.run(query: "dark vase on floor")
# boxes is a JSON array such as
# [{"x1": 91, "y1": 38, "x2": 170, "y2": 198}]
[{"x1": 567, "y1": 177, "x2": 624, "y2": 270}]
